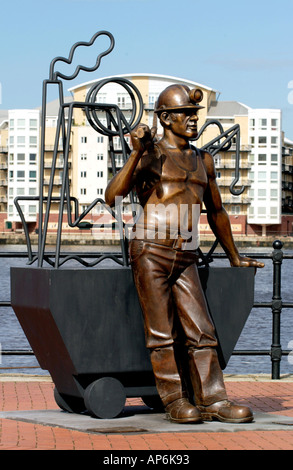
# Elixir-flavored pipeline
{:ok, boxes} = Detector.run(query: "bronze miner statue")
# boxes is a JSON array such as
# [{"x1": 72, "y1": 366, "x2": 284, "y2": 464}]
[{"x1": 105, "y1": 84, "x2": 264, "y2": 424}]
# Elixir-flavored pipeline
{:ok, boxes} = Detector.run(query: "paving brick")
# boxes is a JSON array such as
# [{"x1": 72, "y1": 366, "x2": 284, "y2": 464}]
[{"x1": 1, "y1": 376, "x2": 293, "y2": 450}]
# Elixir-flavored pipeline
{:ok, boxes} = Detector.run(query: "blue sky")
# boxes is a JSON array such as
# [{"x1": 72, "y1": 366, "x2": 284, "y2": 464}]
[{"x1": 1, "y1": 0, "x2": 293, "y2": 139}]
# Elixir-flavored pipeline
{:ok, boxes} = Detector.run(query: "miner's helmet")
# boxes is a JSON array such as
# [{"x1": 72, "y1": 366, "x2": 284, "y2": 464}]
[{"x1": 154, "y1": 84, "x2": 204, "y2": 114}]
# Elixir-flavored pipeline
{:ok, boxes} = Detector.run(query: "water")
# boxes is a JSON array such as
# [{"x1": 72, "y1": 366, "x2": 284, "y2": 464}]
[{"x1": 0, "y1": 243, "x2": 293, "y2": 377}]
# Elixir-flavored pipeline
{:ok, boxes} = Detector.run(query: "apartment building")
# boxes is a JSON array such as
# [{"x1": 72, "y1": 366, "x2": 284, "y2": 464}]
[
  {"x1": 0, "y1": 111, "x2": 8, "y2": 229},
  {"x1": 0, "y1": 73, "x2": 291, "y2": 239},
  {"x1": 246, "y1": 109, "x2": 282, "y2": 234},
  {"x1": 68, "y1": 75, "x2": 252, "y2": 230},
  {"x1": 0, "y1": 109, "x2": 40, "y2": 232},
  {"x1": 282, "y1": 137, "x2": 293, "y2": 213}
]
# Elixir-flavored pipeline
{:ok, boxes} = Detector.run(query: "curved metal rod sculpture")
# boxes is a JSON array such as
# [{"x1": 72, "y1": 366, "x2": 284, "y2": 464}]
[
  {"x1": 49, "y1": 31, "x2": 115, "y2": 81},
  {"x1": 14, "y1": 31, "x2": 246, "y2": 268}
]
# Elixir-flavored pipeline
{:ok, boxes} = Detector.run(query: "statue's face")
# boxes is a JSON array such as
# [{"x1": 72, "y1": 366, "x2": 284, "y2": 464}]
[{"x1": 169, "y1": 109, "x2": 199, "y2": 140}]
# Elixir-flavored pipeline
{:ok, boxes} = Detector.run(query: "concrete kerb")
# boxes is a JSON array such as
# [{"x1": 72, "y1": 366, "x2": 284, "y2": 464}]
[{"x1": 1, "y1": 373, "x2": 293, "y2": 382}]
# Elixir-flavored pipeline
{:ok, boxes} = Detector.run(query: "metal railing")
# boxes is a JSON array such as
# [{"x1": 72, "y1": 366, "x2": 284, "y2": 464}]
[{"x1": 0, "y1": 239, "x2": 292, "y2": 379}]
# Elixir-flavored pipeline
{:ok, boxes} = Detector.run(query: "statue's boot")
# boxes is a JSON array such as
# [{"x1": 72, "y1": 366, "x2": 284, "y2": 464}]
[
  {"x1": 165, "y1": 398, "x2": 202, "y2": 423},
  {"x1": 197, "y1": 400, "x2": 254, "y2": 423},
  {"x1": 150, "y1": 346, "x2": 201, "y2": 423},
  {"x1": 188, "y1": 347, "x2": 254, "y2": 423}
]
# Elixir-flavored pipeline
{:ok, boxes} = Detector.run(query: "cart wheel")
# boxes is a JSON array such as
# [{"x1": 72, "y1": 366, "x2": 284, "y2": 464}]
[
  {"x1": 142, "y1": 395, "x2": 164, "y2": 412},
  {"x1": 54, "y1": 388, "x2": 86, "y2": 414},
  {"x1": 84, "y1": 377, "x2": 126, "y2": 419}
]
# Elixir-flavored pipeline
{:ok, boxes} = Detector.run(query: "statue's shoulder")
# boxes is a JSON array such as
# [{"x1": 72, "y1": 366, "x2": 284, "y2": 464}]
[
  {"x1": 195, "y1": 148, "x2": 216, "y2": 177},
  {"x1": 190, "y1": 145, "x2": 209, "y2": 159}
]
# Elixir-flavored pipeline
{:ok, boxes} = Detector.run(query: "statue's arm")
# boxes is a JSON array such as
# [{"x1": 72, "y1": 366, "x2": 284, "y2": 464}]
[
  {"x1": 202, "y1": 151, "x2": 264, "y2": 268},
  {"x1": 105, "y1": 125, "x2": 153, "y2": 207}
]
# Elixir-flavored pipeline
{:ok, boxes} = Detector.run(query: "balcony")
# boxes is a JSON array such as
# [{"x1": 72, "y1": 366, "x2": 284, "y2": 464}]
[
  {"x1": 44, "y1": 160, "x2": 71, "y2": 169},
  {"x1": 43, "y1": 178, "x2": 71, "y2": 186},
  {"x1": 44, "y1": 145, "x2": 72, "y2": 152},
  {"x1": 214, "y1": 162, "x2": 251, "y2": 170},
  {"x1": 222, "y1": 196, "x2": 251, "y2": 205}
]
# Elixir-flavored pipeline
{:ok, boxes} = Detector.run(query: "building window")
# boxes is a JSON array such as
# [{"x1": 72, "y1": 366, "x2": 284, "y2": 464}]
[
  {"x1": 259, "y1": 118, "x2": 267, "y2": 129},
  {"x1": 271, "y1": 119, "x2": 278, "y2": 130},
  {"x1": 29, "y1": 136, "x2": 37, "y2": 147},
  {"x1": 231, "y1": 206, "x2": 240, "y2": 214},
  {"x1": 17, "y1": 136, "x2": 25, "y2": 147},
  {"x1": 248, "y1": 154, "x2": 255, "y2": 163},
  {"x1": 80, "y1": 188, "x2": 86, "y2": 195},
  {"x1": 17, "y1": 170, "x2": 25, "y2": 181},
  {"x1": 17, "y1": 188, "x2": 25, "y2": 195},
  {"x1": 258, "y1": 171, "x2": 266, "y2": 181},
  {"x1": 81, "y1": 137, "x2": 87, "y2": 143},
  {"x1": 9, "y1": 136, "x2": 14, "y2": 146},
  {"x1": 9, "y1": 119, "x2": 14, "y2": 130},
  {"x1": 17, "y1": 153, "x2": 25, "y2": 164},
  {"x1": 97, "y1": 154, "x2": 103, "y2": 160},
  {"x1": 97, "y1": 136, "x2": 104, "y2": 143},
  {"x1": 17, "y1": 119, "x2": 25, "y2": 129},
  {"x1": 271, "y1": 136, "x2": 278, "y2": 148},
  {"x1": 258, "y1": 136, "x2": 267, "y2": 147},
  {"x1": 29, "y1": 171, "x2": 36, "y2": 182},
  {"x1": 81, "y1": 171, "x2": 87, "y2": 177},
  {"x1": 249, "y1": 137, "x2": 255, "y2": 147},
  {"x1": 96, "y1": 93, "x2": 106, "y2": 103},
  {"x1": 258, "y1": 207, "x2": 266, "y2": 216},
  {"x1": 117, "y1": 94, "x2": 129, "y2": 109},
  {"x1": 29, "y1": 205, "x2": 37, "y2": 215},
  {"x1": 29, "y1": 119, "x2": 37, "y2": 130},
  {"x1": 9, "y1": 154, "x2": 14, "y2": 163},
  {"x1": 271, "y1": 154, "x2": 278, "y2": 165},
  {"x1": 80, "y1": 154, "x2": 87, "y2": 160},
  {"x1": 249, "y1": 118, "x2": 255, "y2": 129},
  {"x1": 214, "y1": 155, "x2": 222, "y2": 167},
  {"x1": 97, "y1": 188, "x2": 103, "y2": 195},
  {"x1": 29, "y1": 153, "x2": 36, "y2": 164},
  {"x1": 271, "y1": 189, "x2": 278, "y2": 199},
  {"x1": 97, "y1": 171, "x2": 104, "y2": 177},
  {"x1": 258, "y1": 189, "x2": 266, "y2": 199},
  {"x1": 270, "y1": 171, "x2": 278, "y2": 181},
  {"x1": 96, "y1": 206, "x2": 104, "y2": 214},
  {"x1": 258, "y1": 154, "x2": 266, "y2": 164},
  {"x1": 29, "y1": 188, "x2": 37, "y2": 195}
]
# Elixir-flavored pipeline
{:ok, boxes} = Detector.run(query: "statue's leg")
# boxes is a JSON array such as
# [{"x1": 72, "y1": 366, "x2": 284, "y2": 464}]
[
  {"x1": 172, "y1": 262, "x2": 228, "y2": 405},
  {"x1": 173, "y1": 261, "x2": 254, "y2": 423},
  {"x1": 130, "y1": 240, "x2": 201, "y2": 423}
]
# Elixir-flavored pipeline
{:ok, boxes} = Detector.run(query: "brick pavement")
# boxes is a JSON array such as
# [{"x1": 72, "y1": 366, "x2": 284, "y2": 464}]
[{"x1": 1, "y1": 375, "x2": 293, "y2": 451}]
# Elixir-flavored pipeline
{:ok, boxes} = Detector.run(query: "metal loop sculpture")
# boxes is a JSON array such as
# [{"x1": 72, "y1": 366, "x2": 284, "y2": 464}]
[{"x1": 14, "y1": 31, "x2": 245, "y2": 268}]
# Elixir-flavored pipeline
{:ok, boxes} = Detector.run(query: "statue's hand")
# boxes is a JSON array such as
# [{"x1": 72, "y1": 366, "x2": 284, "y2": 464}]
[
  {"x1": 231, "y1": 255, "x2": 265, "y2": 269},
  {"x1": 131, "y1": 124, "x2": 156, "y2": 154}
]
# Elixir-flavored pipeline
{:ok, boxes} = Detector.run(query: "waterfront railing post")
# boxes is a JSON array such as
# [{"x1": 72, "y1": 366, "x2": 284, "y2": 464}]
[{"x1": 271, "y1": 240, "x2": 283, "y2": 379}]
